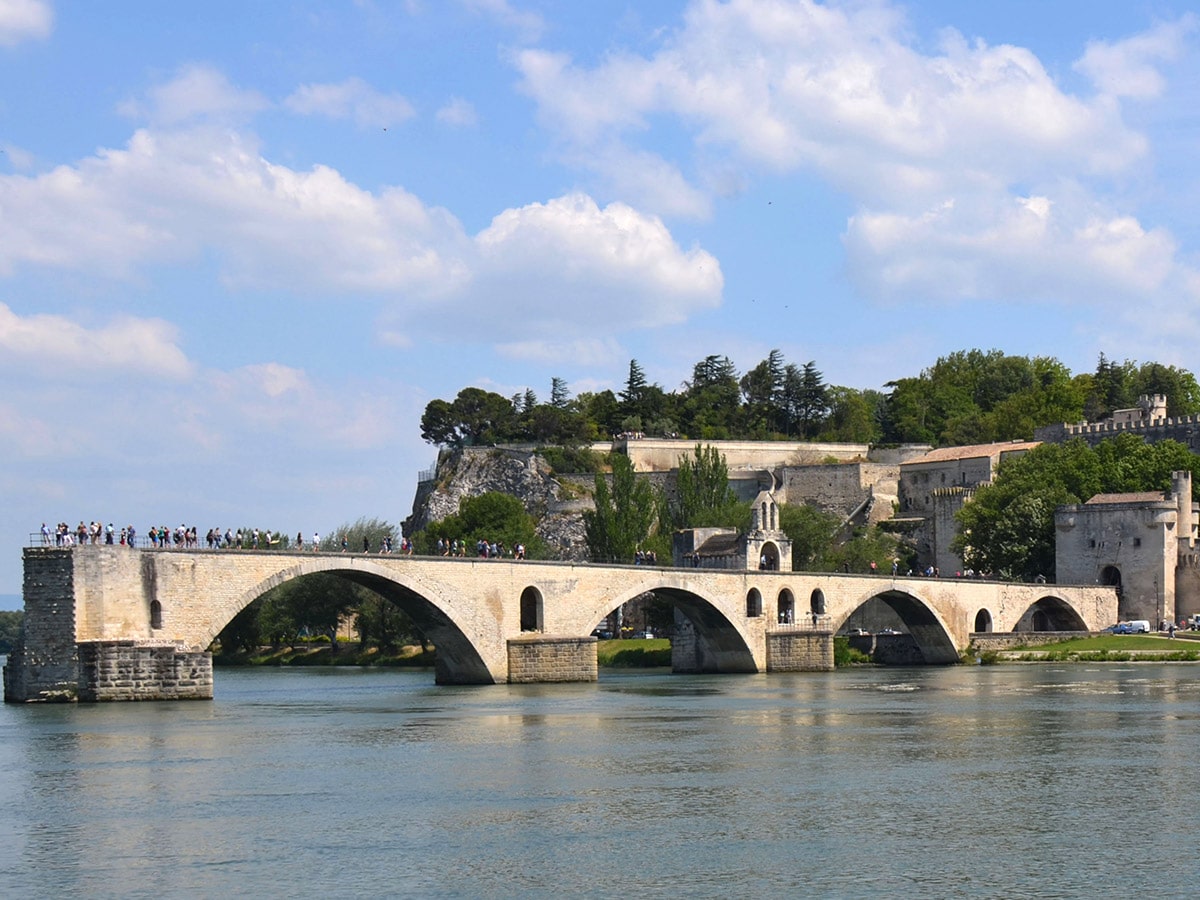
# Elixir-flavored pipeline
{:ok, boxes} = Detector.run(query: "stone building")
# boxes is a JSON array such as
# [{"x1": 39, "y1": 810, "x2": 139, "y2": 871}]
[
  {"x1": 672, "y1": 491, "x2": 792, "y2": 573},
  {"x1": 1055, "y1": 470, "x2": 1200, "y2": 625},
  {"x1": 897, "y1": 441, "x2": 1041, "y2": 573}
]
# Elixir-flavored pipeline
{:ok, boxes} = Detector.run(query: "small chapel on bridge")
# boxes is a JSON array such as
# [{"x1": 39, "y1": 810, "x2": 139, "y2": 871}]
[{"x1": 672, "y1": 490, "x2": 792, "y2": 572}]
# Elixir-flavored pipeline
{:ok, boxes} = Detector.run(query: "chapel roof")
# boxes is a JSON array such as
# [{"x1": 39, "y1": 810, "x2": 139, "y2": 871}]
[{"x1": 902, "y1": 441, "x2": 1041, "y2": 466}]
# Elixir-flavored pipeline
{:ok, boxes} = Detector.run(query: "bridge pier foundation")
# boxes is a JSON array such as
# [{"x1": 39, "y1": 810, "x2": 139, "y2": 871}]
[
  {"x1": 765, "y1": 629, "x2": 834, "y2": 672},
  {"x1": 507, "y1": 634, "x2": 598, "y2": 683}
]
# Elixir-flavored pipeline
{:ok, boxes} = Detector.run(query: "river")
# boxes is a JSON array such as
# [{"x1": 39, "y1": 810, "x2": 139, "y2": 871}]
[{"x1": 2, "y1": 662, "x2": 1198, "y2": 898}]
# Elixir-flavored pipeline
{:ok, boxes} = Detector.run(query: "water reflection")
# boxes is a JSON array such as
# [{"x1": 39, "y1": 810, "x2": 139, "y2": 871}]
[{"x1": 3, "y1": 665, "x2": 1200, "y2": 897}]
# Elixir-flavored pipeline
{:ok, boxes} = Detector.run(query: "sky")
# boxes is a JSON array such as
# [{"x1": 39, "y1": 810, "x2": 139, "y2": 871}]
[{"x1": 2, "y1": 0, "x2": 1200, "y2": 599}]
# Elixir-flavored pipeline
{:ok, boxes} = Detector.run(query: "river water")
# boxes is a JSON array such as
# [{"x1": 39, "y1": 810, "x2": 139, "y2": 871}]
[{"x1": 2, "y1": 662, "x2": 1199, "y2": 898}]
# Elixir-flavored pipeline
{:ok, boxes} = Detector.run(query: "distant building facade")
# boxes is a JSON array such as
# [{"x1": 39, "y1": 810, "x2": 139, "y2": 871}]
[
  {"x1": 1055, "y1": 470, "x2": 1200, "y2": 625},
  {"x1": 898, "y1": 441, "x2": 1041, "y2": 573}
]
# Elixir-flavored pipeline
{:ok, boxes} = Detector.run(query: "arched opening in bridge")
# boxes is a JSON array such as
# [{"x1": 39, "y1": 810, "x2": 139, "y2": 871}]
[
  {"x1": 211, "y1": 567, "x2": 494, "y2": 685},
  {"x1": 625, "y1": 587, "x2": 756, "y2": 675},
  {"x1": 777, "y1": 589, "x2": 795, "y2": 624},
  {"x1": 520, "y1": 586, "x2": 543, "y2": 632},
  {"x1": 746, "y1": 588, "x2": 762, "y2": 618},
  {"x1": 758, "y1": 541, "x2": 780, "y2": 571},
  {"x1": 810, "y1": 589, "x2": 826, "y2": 617},
  {"x1": 1014, "y1": 596, "x2": 1088, "y2": 633},
  {"x1": 150, "y1": 599, "x2": 163, "y2": 630},
  {"x1": 974, "y1": 609, "x2": 992, "y2": 632},
  {"x1": 844, "y1": 590, "x2": 959, "y2": 664}
]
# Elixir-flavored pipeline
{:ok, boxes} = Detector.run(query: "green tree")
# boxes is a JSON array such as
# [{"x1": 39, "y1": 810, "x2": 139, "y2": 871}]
[
  {"x1": 0, "y1": 610, "x2": 24, "y2": 654},
  {"x1": 423, "y1": 491, "x2": 542, "y2": 557},
  {"x1": 779, "y1": 504, "x2": 840, "y2": 570},
  {"x1": 953, "y1": 436, "x2": 1200, "y2": 579},
  {"x1": 664, "y1": 445, "x2": 744, "y2": 531},
  {"x1": 820, "y1": 386, "x2": 884, "y2": 443},
  {"x1": 584, "y1": 454, "x2": 657, "y2": 563},
  {"x1": 550, "y1": 377, "x2": 570, "y2": 409}
]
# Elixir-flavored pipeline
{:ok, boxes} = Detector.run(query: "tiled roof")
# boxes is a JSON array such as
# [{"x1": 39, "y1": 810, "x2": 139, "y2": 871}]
[
  {"x1": 1085, "y1": 491, "x2": 1168, "y2": 505},
  {"x1": 696, "y1": 533, "x2": 742, "y2": 556},
  {"x1": 902, "y1": 441, "x2": 1041, "y2": 465}
]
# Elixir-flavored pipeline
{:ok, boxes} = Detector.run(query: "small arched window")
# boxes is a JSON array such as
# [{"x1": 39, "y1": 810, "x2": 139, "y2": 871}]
[
  {"x1": 150, "y1": 599, "x2": 163, "y2": 630},
  {"x1": 746, "y1": 588, "x2": 762, "y2": 618},
  {"x1": 519, "y1": 586, "x2": 543, "y2": 632}
]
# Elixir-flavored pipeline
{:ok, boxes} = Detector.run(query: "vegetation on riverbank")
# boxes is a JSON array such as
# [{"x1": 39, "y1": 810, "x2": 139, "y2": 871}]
[
  {"x1": 596, "y1": 638, "x2": 671, "y2": 667},
  {"x1": 1002, "y1": 634, "x2": 1200, "y2": 662},
  {"x1": 213, "y1": 642, "x2": 435, "y2": 668}
]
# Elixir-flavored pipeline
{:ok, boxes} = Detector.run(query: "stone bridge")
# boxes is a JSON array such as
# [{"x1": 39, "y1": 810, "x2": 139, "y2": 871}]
[{"x1": 4, "y1": 546, "x2": 1118, "y2": 702}]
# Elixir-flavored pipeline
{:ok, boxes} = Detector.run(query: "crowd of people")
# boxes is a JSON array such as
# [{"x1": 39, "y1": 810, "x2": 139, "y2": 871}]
[{"x1": 40, "y1": 522, "x2": 420, "y2": 554}]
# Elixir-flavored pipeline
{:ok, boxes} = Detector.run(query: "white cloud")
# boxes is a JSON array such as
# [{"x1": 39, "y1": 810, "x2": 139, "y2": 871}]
[
  {"x1": 0, "y1": 0, "x2": 51, "y2": 46},
  {"x1": 0, "y1": 68, "x2": 725, "y2": 348},
  {"x1": 461, "y1": 0, "x2": 543, "y2": 41},
  {"x1": 121, "y1": 64, "x2": 268, "y2": 125},
  {"x1": 436, "y1": 97, "x2": 478, "y2": 127},
  {"x1": 513, "y1": 0, "x2": 1199, "y2": 338},
  {"x1": 0, "y1": 303, "x2": 192, "y2": 378},
  {"x1": 1075, "y1": 17, "x2": 1195, "y2": 99},
  {"x1": 285, "y1": 77, "x2": 415, "y2": 128}
]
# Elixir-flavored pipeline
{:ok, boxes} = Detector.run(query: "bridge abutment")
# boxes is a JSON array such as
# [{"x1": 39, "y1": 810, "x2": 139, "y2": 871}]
[{"x1": 507, "y1": 635, "x2": 598, "y2": 683}]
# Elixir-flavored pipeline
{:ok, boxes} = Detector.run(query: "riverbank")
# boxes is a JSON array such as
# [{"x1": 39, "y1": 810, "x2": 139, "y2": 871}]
[
  {"x1": 987, "y1": 633, "x2": 1200, "y2": 662},
  {"x1": 214, "y1": 638, "x2": 674, "y2": 669}
]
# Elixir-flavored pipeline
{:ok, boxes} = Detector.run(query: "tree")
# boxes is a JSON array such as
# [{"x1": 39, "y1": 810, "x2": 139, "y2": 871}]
[
  {"x1": 779, "y1": 504, "x2": 840, "y2": 570},
  {"x1": 550, "y1": 377, "x2": 570, "y2": 409},
  {"x1": 423, "y1": 492, "x2": 542, "y2": 557},
  {"x1": 821, "y1": 387, "x2": 884, "y2": 443},
  {"x1": 664, "y1": 445, "x2": 744, "y2": 531},
  {"x1": 953, "y1": 435, "x2": 1200, "y2": 579},
  {"x1": 419, "y1": 388, "x2": 518, "y2": 446},
  {"x1": 0, "y1": 610, "x2": 24, "y2": 654},
  {"x1": 583, "y1": 454, "x2": 657, "y2": 562},
  {"x1": 621, "y1": 359, "x2": 648, "y2": 406}
]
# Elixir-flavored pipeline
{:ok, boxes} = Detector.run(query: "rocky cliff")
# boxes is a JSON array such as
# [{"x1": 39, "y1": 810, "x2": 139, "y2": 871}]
[{"x1": 403, "y1": 447, "x2": 592, "y2": 560}]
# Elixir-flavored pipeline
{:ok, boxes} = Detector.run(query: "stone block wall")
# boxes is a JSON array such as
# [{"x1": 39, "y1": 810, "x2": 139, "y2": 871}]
[
  {"x1": 3, "y1": 548, "x2": 79, "y2": 702},
  {"x1": 77, "y1": 641, "x2": 214, "y2": 701},
  {"x1": 507, "y1": 635, "x2": 598, "y2": 683},
  {"x1": 872, "y1": 633, "x2": 926, "y2": 665},
  {"x1": 765, "y1": 629, "x2": 834, "y2": 671}
]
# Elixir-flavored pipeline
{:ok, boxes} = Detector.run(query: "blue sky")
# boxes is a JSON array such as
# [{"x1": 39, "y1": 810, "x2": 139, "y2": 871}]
[{"x1": 2, "y1": 0, "x2": 1200, "y2": 598}]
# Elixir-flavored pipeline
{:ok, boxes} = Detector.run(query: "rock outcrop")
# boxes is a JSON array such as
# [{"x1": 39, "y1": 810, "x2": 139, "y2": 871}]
[{"x1": 403, "y1": 447, "x2": 592, "y2": 561}]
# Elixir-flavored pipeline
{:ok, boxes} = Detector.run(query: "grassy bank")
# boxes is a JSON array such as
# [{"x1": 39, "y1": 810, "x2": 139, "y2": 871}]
[
  {"x1": 596, "y1": 638, "x2": 671, "y2": 668},
  {"x1": 999, "y1": 634, "x2": 1200, "y2": 662},
  {"x1": 214, "y1": 643, "x2": 435, "y2": 667}
]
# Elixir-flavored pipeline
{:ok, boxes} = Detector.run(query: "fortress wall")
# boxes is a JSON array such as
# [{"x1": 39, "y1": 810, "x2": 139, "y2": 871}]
[
  {"x1": 619, "y1": 439, "x2": 870, "y2": 472},
  {"x1": 780, "y1": 463, "x2": 899, "y2": 519}
]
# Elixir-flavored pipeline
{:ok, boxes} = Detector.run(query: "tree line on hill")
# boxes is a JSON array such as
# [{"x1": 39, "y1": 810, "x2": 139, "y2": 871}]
[{"x1": 420, "y1": 349, "x2": 1200, "y2": 453}]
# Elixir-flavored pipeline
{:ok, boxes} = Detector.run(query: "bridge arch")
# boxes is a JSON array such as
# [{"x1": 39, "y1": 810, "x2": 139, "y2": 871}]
[
  {"x1": 588, "y1": 578, "x2": 759, "y2": 674},
  {"x1": 1014, "y1": 595, "x2": 1088, "y2": 632},
  {"x1": 836, "y1": 587, "x2": 960, "y2": 664},
  {"x1": 206, "y1": 558, "x2": 499, "y2": 684}
]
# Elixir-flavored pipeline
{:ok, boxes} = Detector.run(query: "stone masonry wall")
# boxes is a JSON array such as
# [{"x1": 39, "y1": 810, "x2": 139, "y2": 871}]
[
  {"x1": 76, "y1": 641, "x2": 213, "y2": 701},
  {"x1": 507, "y1": 635, "x2": 598, "y2": 683},
  {"x1": 3, "y1": 548, "x2": 79, "y2": 702},
  {"x1": 765, "y1": 630, "x2": 834, "y2": 671}
]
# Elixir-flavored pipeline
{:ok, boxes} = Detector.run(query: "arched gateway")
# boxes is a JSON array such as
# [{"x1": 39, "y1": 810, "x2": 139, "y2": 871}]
[{"x1": 4, "y1": 546, "x2": 1118, "y2": 702}]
